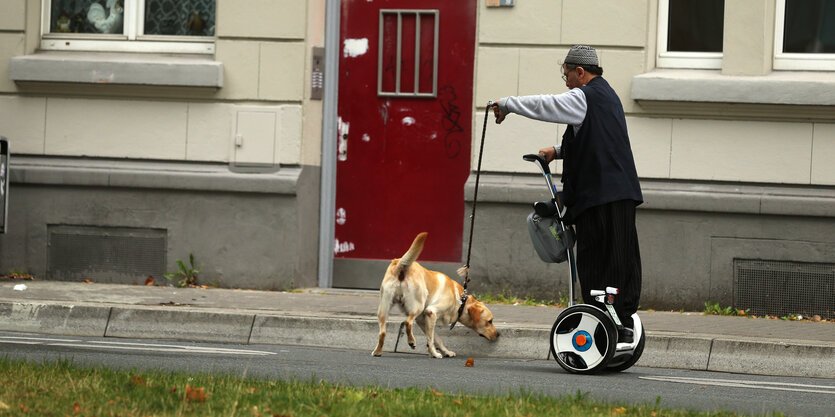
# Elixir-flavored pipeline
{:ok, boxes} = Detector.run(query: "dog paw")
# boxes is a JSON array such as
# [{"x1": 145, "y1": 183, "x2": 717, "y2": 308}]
[
  {"x1": 430, "y1": 352, "x2": 443, "y2": 359},
  {"x1": 409, "y1": 342, "x2": 416, "y2": 350},
  {"x1": 443, "y1": 351, "x2": 456, "y2": 358},
  {"x1": 372, "y1": 349, "x2": 382, "y2": 357}
]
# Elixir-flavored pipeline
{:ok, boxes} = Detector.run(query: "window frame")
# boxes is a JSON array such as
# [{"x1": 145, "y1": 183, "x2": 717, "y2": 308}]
[
  {"x1": 774, "y1": 0, "x2": 835, "y2": 71},
  {"x1": 40, "y1": 0, "x2": 215, "y2": 54},
  {"x1": 656, "y1": 0, "x2": 723, "y2": 69}
]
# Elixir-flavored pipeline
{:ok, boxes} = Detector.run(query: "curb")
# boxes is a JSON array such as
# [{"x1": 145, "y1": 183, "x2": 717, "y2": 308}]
[{"x1": 1, "y1": 301, "x2": 832, "y2": 379}]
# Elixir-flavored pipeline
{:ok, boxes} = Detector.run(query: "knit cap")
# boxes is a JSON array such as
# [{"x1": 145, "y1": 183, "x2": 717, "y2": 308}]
[{"x1": 564, "y1": 45, "x2": 599, "y2": 66}]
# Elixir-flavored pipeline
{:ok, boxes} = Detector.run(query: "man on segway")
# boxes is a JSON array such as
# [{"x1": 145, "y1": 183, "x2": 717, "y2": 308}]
[{"x1": 491, "y1": 45, "x2": 643, "y2": 343}]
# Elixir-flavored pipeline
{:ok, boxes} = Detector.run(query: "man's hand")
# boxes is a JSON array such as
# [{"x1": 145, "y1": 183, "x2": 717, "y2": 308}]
[
  {"x1": 491, "y1": 101, "x2": 506, "y2": 124},
  {"x1": 538, "y1": 146, "x2": 557, "y2": 163}
]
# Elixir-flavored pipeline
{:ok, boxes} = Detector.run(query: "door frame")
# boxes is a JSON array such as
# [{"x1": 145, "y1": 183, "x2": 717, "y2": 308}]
[{"x1": 317, "y1": 0, "x2": 341, "y2": 288}]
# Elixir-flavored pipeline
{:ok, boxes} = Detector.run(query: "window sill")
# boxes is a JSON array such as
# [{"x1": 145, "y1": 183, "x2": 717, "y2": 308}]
[
  {"x1": 9, "y1": 51, "x2": 223, "y2": 88},
  {"x1": 630, "y1": 69, "x2": 835, "y2": 106}
]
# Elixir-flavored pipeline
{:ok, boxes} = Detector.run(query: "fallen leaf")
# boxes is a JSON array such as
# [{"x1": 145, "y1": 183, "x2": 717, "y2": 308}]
[
  {"x1": 246, "y1": 387, "x2": 258, "y2": 394},
  {"x1": 82, "y1": 279, "x2": 93, "y2": 284},
  {"x1": 452, "y1": 399, "x2": 463, "y2": 406},
  {"x1": 0, "y1": 401, "x2": 8, "y2": 410},
  {"x1": 812, "y1": 315, "x2": 822, "y2": 322},
  {"x1": 186, "y1": 384, "x2": 209, "y2": 402},
  {"x1": 145, "y1": 276, "x2": 155, "y2": 286},
  {"x1": 107, "y1": 400, "x2": 115, "y2": 405},
  {"x1": 131, "y1": 376, "x2": 146, "y2": 386},
  {"x1": 250, "y1": 405, "x2": 261, "y2": 416},
  {"x1": 170, "y1": 386, "x2": 177, "y2": 393},
  {"x1": 429, "y1": 388, "x2": 443, "y2": 397},
  {"x1": 18, "y1": 403, "x2": 28, "y2": 413},
  {"x1": 614, "y1": 406, "x2": 627, "y2": 414},
  {"x1": 465, "y1": 358, "x2": 474, "y2": 367},
  {"x1": 132, "y1": 282, "x2": 138, "y2": 286},
  {"x1": 73, "y1": 402, "x2": 82, "y2": 414}
]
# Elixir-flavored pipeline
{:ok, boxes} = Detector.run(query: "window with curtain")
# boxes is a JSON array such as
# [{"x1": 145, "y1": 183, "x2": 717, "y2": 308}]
[{"x1": 43, "y1": 0, "x2": 215, "y2": 53}]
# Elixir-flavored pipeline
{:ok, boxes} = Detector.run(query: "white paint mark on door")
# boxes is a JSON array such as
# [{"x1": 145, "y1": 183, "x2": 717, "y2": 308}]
[
  {"x1": 343, "y1": 38, "x2": 369, "y2": 58},
  {"x1": 334, "y1": 239, "x2": 356, "y2": 254},
  {"x1": 338, "y1": 117, "x2": 349, "y2": 161}
]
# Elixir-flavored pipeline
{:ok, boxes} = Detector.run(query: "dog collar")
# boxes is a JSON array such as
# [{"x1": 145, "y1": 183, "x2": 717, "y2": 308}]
[{"x1": 450, "y1": 293, "x2": 469, "y2": 330}]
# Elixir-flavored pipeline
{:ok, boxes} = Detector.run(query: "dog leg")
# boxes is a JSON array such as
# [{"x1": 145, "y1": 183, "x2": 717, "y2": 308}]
[
  {"x1": 404, "y1": 313, "x2": 418, "y2": 349},
  {"x1": 416, "y1": 314, "x2": 454, "y2": 357},
  {"x1": 422, "y1": 310, "x2": 443, "y2": 358},
  {"x1": 372, "y1": 293, "x2": 393, "y2": 357},
  {"x1": 433, "y1": 332, "x2": 456, "y2": 358}
]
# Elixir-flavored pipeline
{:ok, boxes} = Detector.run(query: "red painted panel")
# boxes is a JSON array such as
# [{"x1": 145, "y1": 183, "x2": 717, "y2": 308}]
[{"x1": 336, "y1": 0, "x2": 476, "y2": 262}]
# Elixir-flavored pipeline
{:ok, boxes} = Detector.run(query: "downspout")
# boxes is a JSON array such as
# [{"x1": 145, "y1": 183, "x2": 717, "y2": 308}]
[{"x1": 318, "y1": 0, "x2": 340, "y2": 288}]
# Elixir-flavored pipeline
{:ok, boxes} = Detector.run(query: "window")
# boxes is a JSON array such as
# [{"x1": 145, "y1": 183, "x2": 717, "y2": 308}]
[
  {"x1": 377, "y1": 9, "x2": 438, "y2": 97},
  {"x1": 775, "y1": 0, "x2": 835, "y2": 70},
  {"x1": 657, "y1": 0, "x2": 724, "y2": 69},
  {"x1": 41, "y1": 0, "x2": 215, "y2": 54}
]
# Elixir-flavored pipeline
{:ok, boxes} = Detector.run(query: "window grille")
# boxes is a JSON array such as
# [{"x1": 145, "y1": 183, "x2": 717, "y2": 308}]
[{"x1": 377, "y1": 9, "x2": 439, "y2": 98}]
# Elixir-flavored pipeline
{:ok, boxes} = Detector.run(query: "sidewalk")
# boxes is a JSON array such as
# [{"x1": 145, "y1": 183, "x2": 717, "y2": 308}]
[{"x1": 0, "y1": 280, "x2": 833, "y2": 379}]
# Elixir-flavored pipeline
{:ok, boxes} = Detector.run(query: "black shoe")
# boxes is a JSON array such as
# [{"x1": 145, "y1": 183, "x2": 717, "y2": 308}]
[{"x1": 617, "y1": 327, "x2": 634, "y2": 344}]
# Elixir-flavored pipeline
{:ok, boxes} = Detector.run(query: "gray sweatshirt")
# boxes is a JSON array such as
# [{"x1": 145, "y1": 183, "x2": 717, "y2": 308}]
[{"x1": 498, "y1": 88, "x2": 588, "y2": 138}]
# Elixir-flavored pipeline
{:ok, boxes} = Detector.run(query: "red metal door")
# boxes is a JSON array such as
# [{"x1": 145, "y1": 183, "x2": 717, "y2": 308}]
[{"x1": 335, "y1": 0, "x2": 476, "y2": 262}]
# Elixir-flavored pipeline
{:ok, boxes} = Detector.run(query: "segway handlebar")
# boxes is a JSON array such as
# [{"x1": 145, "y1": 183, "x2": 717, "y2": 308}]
[{"x1": 522, "y1": 153, "x2": 551, "y2": 175}]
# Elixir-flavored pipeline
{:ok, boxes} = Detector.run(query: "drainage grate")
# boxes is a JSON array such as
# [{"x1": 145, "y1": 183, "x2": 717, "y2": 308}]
[
  {"x1": 734, "y1": 259, "x2": 835, "y2": 319},
  {"x1": 47, "y1": 225, "x2": 167, "y2": 284}
]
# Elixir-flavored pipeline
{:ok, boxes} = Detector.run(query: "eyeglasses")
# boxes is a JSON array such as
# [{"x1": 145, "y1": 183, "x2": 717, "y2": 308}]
[{"x1": 561, "y1": 66, "x2": 573, "y2": 81}]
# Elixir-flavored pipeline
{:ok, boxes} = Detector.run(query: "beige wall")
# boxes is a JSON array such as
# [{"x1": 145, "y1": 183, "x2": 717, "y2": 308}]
[
  {"x1": 4, "y1": 0, "x2": 313, "y2": 168},
  {"x1": 473, "y1": 0, "x2": 835, "y2": 186}
]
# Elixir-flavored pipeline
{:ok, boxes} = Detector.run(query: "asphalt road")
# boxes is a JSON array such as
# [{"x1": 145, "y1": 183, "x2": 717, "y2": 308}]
[{"x1": 1, "y1": 331, "x2": 833, "y2": 417}]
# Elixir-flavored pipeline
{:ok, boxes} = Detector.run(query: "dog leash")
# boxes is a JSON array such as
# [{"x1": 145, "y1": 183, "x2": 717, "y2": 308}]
[{"x1": 451, "y1": 102, "x2": 492, "y2": 330}]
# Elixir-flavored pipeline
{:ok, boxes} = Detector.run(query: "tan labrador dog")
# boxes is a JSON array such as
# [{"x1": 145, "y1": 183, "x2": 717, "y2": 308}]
[{"x1": 372, "y1": 232, "x2": 499, "y2": 358}]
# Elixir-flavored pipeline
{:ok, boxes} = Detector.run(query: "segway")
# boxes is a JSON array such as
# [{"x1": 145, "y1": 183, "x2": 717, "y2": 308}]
[{"x1": 523, "y1": 153, "x2": 645, "y2": 374}]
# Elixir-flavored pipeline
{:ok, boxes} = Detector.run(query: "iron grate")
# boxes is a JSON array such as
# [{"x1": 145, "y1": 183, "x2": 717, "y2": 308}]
[
  {"x1": 47, "y1": 225, "x2": 167, "y2": 284},
  {"x1": 734, "y1": 259, "x2": 835, "y2": 319}
]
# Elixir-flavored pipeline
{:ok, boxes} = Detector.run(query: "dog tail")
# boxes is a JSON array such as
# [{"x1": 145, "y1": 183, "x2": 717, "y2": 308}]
[{"x1": 397, "y1": 232, "x2": 428, "y2": 271}]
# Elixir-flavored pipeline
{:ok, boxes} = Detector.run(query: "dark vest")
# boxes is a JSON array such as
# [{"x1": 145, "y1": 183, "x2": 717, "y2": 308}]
[{"x1": 560, "y1": 76, "x2": 643, "y2": 221}]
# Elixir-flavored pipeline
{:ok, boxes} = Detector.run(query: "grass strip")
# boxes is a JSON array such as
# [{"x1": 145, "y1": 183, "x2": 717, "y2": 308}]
[{"x1": 0, "y1": 357, "x2": 768, "y2": 417}]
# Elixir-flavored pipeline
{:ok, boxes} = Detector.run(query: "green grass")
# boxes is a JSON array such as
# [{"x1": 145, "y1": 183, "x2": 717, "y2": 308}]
[
  {"x1": 703, "y1": 302, "x2": 749, "y2": 317},
  {"x1": 0, "y1": 358, "x2": 766, "y2": 417},
  {"x1": 472, "y1": 290, "x2": 569, "y2": 308}
]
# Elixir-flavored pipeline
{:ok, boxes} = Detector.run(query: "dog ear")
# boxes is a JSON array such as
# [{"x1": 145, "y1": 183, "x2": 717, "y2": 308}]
[{"x1": 467, "y1": 303, "x2": 482, "y2": 323}]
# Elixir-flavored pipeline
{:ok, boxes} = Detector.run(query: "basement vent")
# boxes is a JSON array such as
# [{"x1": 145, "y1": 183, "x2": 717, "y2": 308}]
[
  {"x1": 47, "y1": 225, "x2": 166, "y2": 284},
  {"x1": 734, "y1": 259, "x2": 835, "y2": 319}
]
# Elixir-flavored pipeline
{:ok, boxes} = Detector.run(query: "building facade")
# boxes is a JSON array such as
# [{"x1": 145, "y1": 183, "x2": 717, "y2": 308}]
[{"x1": 1, "y1": 0, "x2": 833, "y2": 314}]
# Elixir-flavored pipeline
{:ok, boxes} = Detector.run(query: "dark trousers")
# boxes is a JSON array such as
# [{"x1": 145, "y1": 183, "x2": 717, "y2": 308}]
[{"x1": 574, "y1": 199, "x2": 642, "y2": 328}]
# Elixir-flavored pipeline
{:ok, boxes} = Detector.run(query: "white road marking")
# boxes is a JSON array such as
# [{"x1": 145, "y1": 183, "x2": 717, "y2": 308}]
[
  {"x1": 640, "y1": 376, "x2": 835, "y2": 395},
  {"x1": 1, "y1": 335, "x2": 80, "y2": 343},
  {"x1": 0, "y1": 335, "x2": 276, "y2": 356}
]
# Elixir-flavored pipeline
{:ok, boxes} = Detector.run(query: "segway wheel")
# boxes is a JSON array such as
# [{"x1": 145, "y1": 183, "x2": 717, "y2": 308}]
[
  {"x1": 549, "y1": 305, "x2": 617, "y2": 374},
  {"x1": 606, "y1": 314, "x2": 646, "y2": 372}
]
